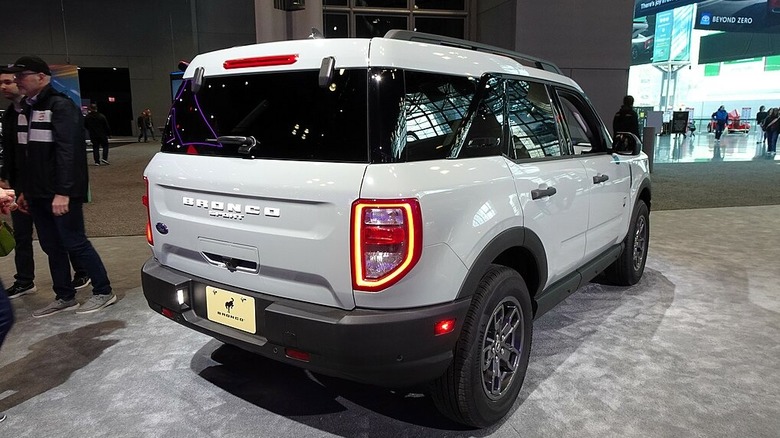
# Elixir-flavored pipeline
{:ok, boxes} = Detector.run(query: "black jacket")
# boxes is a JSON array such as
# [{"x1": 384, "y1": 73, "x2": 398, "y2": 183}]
[
  {"x1": 613, "y1": 105, "x2": 640, "y2": 137},
  {"x1": 13, "y1": 85, "x2": 88, "y2": 200},
  {"x1": 0, "y1": 102, "x2": 18, "y2": 185},
  {"x1": 84, "y1": 111, "x2": 111, "y2": 140}
]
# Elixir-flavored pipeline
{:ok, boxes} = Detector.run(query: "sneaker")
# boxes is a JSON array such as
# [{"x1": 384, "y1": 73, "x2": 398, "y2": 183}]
[
  {"x1": 6, "y1": 282, "x2": 36, "y2": 299},
  {"x1": 100, "y1": 159, "x2": 110, "y2": 165},
  {"x1": 72, "y1": 275, "x2": 91, "y2": 290},
  {"x1": 76, "y1": 293, "x2": 117, "y2": 314},
  {"x1": 32, "y1": 298, "x2": 79, "y2": 318},
  {"x1": 94, "y1": 162, "x2": 101, "y2": 166}
]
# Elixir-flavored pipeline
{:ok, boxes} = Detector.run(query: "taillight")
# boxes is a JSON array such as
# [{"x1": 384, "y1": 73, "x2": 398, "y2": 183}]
[
  {"x1": 351, "y1": 199, "x2": 422, "y2": 292},
  {"x1": 223, "y1": 54, "x2": 298, "y2": 69},
  {"x1": 142, "y1": 177, "x2": 153, "y2": 245}
]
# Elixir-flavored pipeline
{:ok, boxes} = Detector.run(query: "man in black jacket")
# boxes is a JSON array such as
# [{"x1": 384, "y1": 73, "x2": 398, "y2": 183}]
[
  {"x1": 0, "y1": 70, "x2": 90, "y2": 299},
  {"x1": 7, "y1": 56, "x2": 114, "y2": 317},
  {"x1": 85, "y1": 103, "x2": 111, "y2": 165},
  {"x1": 612, "y1": 95, "x2": 640, "y2": 138}
]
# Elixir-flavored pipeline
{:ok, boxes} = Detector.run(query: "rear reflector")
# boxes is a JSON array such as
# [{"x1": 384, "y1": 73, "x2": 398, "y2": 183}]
[
  {"x1": 434, "y1": 319, "x2": 456, "y2": 336},
  {"x1": 285, "y1": 348, "x2": 311, "y2": 362},
  {"x1": 223, "y1": 54, "x2": 298, "y2": 69},
  {"x1": 161, "y1": 307, "x2": 175, "y2": 319}
]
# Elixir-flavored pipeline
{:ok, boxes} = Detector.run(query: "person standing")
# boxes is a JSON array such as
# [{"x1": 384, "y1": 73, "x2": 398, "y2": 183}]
[
  {"x1": 0, "y1": 70, "x2": 91, "y2": 299},
  {"x1": 137, "y1": 111, "x2": 148, "y2": 142},
  {"x1": 144, "y1": 108, "x2": 156, "y2": 141},
  {"x1": 763, "y1": 107, "x2": 779, "y2": 157},
  {"x1": 612, "y1": 95, "x2": 640, "y2": 137},
  {"x1": 712, "y1": 105, "x2": 728, "y2": 142},
  {"x1": 756, "y1": 105, "x2": 768, "y2": 147},
  {"x1": 7, "y1": 56, "x2": 115, "y2": 317},
  {"x1": 84, "y1": 103, "x2": 111, "y2": 165}
]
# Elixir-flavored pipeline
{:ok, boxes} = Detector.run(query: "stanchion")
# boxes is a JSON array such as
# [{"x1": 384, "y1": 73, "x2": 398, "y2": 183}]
[{"x1": 642, "y1": 126, "x2": 656, "y2": 173}]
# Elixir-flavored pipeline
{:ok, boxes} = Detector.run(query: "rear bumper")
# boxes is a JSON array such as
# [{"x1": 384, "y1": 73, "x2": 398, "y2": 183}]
[{"x1": 141, "y1": 258, "x2": 472, "y2": 387}]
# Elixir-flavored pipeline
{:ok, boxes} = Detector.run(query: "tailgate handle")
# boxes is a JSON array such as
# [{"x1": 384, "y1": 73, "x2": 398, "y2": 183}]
[{"x1": 203, "y1": 252, "x2": 258, "y2": 273}]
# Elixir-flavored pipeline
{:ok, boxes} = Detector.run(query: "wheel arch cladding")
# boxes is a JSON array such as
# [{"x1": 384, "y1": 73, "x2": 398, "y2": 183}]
[{"x1": 456, "y1": 227, "x2": 546, "y2": 304}]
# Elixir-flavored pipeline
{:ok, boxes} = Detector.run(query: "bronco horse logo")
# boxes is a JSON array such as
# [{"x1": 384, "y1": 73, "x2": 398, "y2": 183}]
[{"x1": 225, "y1": 297, "x2": 235, "y2": 313}]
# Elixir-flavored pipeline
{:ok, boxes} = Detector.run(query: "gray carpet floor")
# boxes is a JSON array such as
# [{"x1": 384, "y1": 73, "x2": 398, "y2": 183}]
[{"x1": 1, "y1": 205, "x2": 778, "y2": 437}]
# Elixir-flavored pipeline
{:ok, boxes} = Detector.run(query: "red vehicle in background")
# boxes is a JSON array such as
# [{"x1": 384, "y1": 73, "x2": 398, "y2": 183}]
[{"x1": 707, "y1": 109, "x2": 750, "y2": 134}]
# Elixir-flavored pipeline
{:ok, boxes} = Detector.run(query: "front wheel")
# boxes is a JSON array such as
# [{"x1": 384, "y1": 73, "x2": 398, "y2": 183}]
[
  {"x1": 430, "y1": 265, "x2": 533, "y2": 428},
  {"x1": 604, "y1": 200, "x2": 649, "y2": 285}
]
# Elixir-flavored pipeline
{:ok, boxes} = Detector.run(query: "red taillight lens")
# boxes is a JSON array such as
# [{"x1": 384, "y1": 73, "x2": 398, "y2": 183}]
[
  {"x1": 143, "y1": 177, "x2": 153, "y2": 245},
  {"x1": 351, "y1": 199, "x2": 422, "y2": 292},
  {"x1": 223, "y1": 54, "x2": 298, "y2": 69}
]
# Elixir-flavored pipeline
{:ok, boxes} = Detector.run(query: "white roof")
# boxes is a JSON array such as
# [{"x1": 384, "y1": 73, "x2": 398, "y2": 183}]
[{"x1": 184, "y1": 36, "x2": 581, "y2": 92}]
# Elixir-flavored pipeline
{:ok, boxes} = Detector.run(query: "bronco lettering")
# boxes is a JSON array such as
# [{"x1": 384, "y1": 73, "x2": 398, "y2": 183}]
[{"x1": 183, "y1": 196, "x2": 262, "y2": 215}]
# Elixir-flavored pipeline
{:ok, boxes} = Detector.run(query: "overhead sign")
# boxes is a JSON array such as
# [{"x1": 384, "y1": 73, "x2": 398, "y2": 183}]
[
  {"x1": 696, "y1": 0, "x2": 780, "y2": 34},
  {"x1": 634, "y1": 0, "x2": 700, "y2": 18},
  {"x1": 653, "y1": 6, "x2": 694, "y2": 63}
]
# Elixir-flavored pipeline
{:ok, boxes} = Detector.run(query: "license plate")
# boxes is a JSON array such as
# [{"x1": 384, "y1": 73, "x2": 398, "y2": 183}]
[{"x1": 205, "y1": 286, "x2": 256, "y2": 334}]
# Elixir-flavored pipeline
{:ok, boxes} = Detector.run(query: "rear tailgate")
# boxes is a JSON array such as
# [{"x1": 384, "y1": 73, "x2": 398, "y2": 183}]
[{"x1": 145, "y1": 153, "x2": 366, "y2": 309}]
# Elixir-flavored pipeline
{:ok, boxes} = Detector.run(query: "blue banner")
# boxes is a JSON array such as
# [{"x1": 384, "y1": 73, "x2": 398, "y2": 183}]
[{"x1": 696, "y1": 0, "x2": 780, "y2": 34}]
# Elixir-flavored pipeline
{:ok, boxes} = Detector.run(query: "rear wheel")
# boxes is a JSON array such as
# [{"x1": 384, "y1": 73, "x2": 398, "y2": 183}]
[
  {"x1": 431, "y1": 265, "x2": 533, "y2": 427},
  {"x1": 604, "y1": 200, "x2": 649, "y2": 285}
]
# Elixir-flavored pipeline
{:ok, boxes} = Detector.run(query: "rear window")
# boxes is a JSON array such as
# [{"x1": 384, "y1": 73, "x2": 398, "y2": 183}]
[{"x1": 161, "y1": 69, "x2": 369, "y2": 162}]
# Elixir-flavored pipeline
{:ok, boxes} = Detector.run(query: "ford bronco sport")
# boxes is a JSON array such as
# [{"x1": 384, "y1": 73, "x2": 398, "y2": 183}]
[{"x1": 142, "y1": 30, "x2": 651, "y2": 427}]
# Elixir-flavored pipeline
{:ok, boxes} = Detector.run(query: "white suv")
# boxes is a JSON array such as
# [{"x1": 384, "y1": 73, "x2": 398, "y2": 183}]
[{"x1": 142, "y1": 30, "x2": 651, "y2": 427}]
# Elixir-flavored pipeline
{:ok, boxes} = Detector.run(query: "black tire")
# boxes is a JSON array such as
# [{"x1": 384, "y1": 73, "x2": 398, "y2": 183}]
[
  {"x1": 604, "y1": 200, "x2": 649, "y2": 286},
  {"x1": 430, "y1": 265, "x2": 533, "y2": 428}
]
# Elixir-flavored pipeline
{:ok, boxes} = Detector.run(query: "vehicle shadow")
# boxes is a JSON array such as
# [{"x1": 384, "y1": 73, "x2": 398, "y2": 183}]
[
  {"x1": 0, "y1": 320, "x2": 126, "y2": 412},
  {"x1": 191, "y1": 268, "x2": 674, "y2": 436}
]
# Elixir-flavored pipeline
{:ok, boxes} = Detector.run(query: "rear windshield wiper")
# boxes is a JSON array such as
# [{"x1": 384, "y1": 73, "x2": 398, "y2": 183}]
[{"x1": 215, "y1": 135, "x2": 257, "y2": 155}]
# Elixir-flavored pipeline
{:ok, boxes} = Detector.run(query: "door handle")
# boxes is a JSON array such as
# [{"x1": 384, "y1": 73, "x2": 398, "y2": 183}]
[
  {"x1": 531, "y1": 186, "x2": 557, "y2": 200},
  {"x1": 593, "y1": 174, "x2": 609, "y2": 184}
]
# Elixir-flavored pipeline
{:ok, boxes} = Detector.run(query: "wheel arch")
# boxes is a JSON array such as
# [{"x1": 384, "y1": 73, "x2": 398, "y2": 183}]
[
  {"x1": 455, "y1": 227, "x2": 547, "y2": 311},
  {"x1": 638, "y1": 178, "x2": 651, "y2": 211}
]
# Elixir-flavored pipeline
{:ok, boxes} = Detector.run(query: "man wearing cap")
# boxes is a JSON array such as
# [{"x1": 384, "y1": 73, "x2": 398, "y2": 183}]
[
  {"x1": 1, "y1": 70, "x2": 91, "y2": 300},
  {"x1": 6, "y1": 56, "x2": 115, "y2": 317}
]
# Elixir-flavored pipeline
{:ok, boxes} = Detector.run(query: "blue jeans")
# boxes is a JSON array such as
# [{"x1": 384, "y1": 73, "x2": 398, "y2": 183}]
[
  {"x1": 0, "y1": 282, "x2": 14, "y2": 348},
  {"x1": 29, "y1": 198, "x2": 111, "y2": 301},
  {"x1": 768, "y1": 130, "x2": 779, "y2": 153},
  {"x1": 10, "y1": 209, "x2": 88, "y2": 286},
  {"x1": 715, "y1": 121, "x2": 726, "y2": 140}
]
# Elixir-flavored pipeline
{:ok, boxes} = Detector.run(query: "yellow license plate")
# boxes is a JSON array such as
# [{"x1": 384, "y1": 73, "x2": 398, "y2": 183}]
[{"x1": 205, "y1": 286, "x2": 256, "y2": 334}]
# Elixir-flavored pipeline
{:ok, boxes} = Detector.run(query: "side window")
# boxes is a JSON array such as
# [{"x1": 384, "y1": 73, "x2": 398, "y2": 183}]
[
  {"x1": 506, "y1": 79, "x2": 563, "y2": 159},
  {"x1": 403, "y1": 71, "x2": 477, "y2": 161},
  {"x1": 458, "y1": 77, "x2": 505, "y2": 159},
  {"x1": 556, "y1": 90, "x2": 609, "y2": 155}
]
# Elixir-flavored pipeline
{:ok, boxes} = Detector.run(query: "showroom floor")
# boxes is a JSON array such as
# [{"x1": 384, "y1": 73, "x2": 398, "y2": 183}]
[
  {"x1": 1, "y1": 203, "x2": 778, "y2": 437},
  {"x1": 653, "y1": 126, "x2": 775, "y2": 163}
]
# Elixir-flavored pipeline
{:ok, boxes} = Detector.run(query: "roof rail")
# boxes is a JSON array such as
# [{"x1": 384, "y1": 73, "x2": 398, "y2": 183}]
[{"x1": 383, "y1": 30, "x2": 562, "y2": 75}]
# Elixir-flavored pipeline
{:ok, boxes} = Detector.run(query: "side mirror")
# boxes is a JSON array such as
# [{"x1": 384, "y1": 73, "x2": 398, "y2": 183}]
[{"x1": 613, "y1": 132, "x2": 642, "y2": 156}]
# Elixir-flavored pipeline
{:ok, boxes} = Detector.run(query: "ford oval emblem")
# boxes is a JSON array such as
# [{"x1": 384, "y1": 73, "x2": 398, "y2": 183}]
[{"x1": 155, "y1": 222, "x2": 169, "y2": 234}]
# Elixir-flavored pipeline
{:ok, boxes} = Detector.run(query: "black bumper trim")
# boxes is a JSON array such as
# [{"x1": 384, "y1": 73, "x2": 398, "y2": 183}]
[{"x1": 141, "y1": 258, "x2": 472, "y2": 387}]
